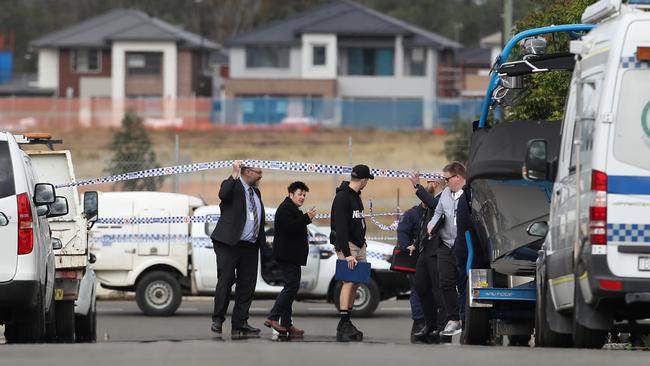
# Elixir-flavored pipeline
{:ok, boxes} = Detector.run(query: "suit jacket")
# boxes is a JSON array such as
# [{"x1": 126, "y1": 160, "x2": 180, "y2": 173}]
[
  {"x1": 414, "y1": 186, "x2": 443, "y2": 256},
  {"x1": 272, "y1": 197, "x2": 312, "y2": 266},
  {"x1": 210, "y1": 176, "x2": 266, "y2": 247}
]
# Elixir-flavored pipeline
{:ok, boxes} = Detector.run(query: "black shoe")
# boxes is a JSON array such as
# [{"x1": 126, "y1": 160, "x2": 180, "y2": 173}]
[
  {"x1": 232, "y1": 323, "x2": 261, "y2": 340},
  {"x1": 211, "y1": 321, "x2": 223, "y2": 336},
  {"x1": 410, "y1": 319, "x2": 426, "y2": 342},
  {"x1": 413, "y1": 325, "x2": 439, "y2": 343},
  {"x1": 336, "y1": 321, "x2": 363, "y2": 342}
]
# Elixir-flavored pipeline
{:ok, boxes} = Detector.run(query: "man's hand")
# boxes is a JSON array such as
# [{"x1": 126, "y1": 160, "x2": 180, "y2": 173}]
[
  {"x1": 345, "y1": 256, "x2": 358, "y2": 269},
  {"x1": 307, "y1": 207, "x2": 317, "y2": 220},
  {"x1": 408, "y1": 171, "x2": 420, "y2": 187},
  {"x1": 407, "y1": 245, "x2": 416, "y2": 256},
  {"x1": 231, "y1": 160, "x2": 242, "y2": 179}
]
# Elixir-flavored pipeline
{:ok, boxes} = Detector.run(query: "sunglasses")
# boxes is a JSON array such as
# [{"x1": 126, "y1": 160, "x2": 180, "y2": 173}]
[{"x1": 444, "y1": 175, "x2": 457, "y2": 182}]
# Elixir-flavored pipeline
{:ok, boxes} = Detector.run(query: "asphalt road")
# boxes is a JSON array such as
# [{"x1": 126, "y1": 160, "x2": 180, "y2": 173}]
[{"x1": 2, "y1": 299, "x2": 650, "y2": 366}]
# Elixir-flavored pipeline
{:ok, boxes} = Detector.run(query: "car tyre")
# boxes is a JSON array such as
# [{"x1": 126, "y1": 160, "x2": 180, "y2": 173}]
[
  {"x1": 461, "y1": 277, "x2": 490, "y2": 345},
  {"x1": 572, "y1": 281, "x2": 607, "y2": 349},
  {"x1": 5, "y1": 287, "x2": 46, "y2": 343},
  {"x1": 135, "y1": 271, "x2": 182, "y2": 316},
  {"x1": 55, "y1": 300, "x2": 76, "y2": 342},
  {"x1": 534, "y1": 265, "x2": 572, "y2": 347},
  {"x1": 75, "y1": 296, "x2": 97, "y2": 343}
]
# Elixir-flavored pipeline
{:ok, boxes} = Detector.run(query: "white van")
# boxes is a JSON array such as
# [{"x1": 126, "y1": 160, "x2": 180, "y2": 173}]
[
  {"x1": 90, "y1": 192, "x2": 409, "y2": 317},
  {"x1": 0, "y1": 132, "x2": 66, "y2": 343},
  {"x1": 524, "y1": 0, "x2": 650, "y2": 348}
]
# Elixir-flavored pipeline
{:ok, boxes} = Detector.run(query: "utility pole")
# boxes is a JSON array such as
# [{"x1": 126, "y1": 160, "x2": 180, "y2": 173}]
[{"x1": 503, "y1": 0, "x2": 513, "y2": 46}]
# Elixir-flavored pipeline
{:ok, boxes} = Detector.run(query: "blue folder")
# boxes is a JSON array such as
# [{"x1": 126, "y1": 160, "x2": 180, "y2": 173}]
[{"x1": 335, "y1": 260, "x2": 371, "y2": 284}]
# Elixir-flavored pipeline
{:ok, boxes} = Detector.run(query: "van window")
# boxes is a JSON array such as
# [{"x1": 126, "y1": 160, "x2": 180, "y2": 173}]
[
  {"x1": 570, "y1": 81, "x2": 597, "y2": 170},
  {"x1": 0, "y1": 141, "x2": 16, "y2": 199},
  {"x1": 613, "y1": 70, "x2": 650, "y2": 170}
]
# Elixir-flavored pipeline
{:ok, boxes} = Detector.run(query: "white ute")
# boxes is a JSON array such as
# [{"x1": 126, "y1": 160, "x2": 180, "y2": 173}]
[{"x1": 21, "y1": 134, "x2": 98, "y2": 342}]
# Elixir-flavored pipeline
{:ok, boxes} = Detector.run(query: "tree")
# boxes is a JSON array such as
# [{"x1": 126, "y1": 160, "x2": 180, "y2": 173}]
[
  {"x1": 506, "y1": 0, "x2": 596, "y2": 121},
  {"x1": 106, "y1": 110, "x2": 164, "y2": 191}
]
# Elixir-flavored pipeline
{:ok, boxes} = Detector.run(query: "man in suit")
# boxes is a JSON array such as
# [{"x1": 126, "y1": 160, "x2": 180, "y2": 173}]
[
  {"x1": 265, "y1": 181, "x2": 317, "y2": 337},
  {"x1": 406, "y1": 173, "x2": 447, "y2": 342},
  {"x1": 210, "y1": 160, "x2": 266, "y2": 339}
]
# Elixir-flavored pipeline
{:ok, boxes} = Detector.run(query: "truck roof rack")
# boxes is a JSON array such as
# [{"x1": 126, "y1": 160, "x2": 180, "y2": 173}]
[{"x1": 14, "y1": 133, "x2": 63, "y2": 150}]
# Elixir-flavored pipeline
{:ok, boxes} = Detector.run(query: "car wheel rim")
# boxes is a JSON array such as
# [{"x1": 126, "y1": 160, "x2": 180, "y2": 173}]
[
  {"x1": 354, "y1": 286, "x2": 369, "y2": 309},
  {"x1": 146, "y1": 281, "x2": 173, "y2": 310}
]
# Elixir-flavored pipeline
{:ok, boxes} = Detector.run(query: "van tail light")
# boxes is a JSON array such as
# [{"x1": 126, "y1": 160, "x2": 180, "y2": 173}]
[
  {"x1": 589, "y1": 170, "x2": 608, "y2": 245},
  {"x1": 17, "y1": 192, "x2": 34, "y2": 255}
]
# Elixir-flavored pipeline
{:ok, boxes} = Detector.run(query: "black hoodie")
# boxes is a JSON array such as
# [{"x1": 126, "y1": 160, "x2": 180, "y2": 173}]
[{"x1": 330, "y1": 181, "x2": 366, "y2": 257}]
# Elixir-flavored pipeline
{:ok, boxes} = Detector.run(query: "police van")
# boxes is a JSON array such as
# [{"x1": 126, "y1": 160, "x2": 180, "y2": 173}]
[{"x1": 523, "y1": 0, "x2": 650, "y2": 348}]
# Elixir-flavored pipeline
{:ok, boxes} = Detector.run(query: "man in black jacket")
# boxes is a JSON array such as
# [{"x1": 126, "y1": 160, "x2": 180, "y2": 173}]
[
  {"x1": 210, "y1": 160, "x2": 266, "y2": 339},
  {"x1": 406, "y1": 172, "x2": 446, "y2": 342},
  {"x1": 265, "y1": 181, "x2": 317, "y2": 337},
  {"x1": 331, "y1": 164, "x2": 373, "y2": 342}
]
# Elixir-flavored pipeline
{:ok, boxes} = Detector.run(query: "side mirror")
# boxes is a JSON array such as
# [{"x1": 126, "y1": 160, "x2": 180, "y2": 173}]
[
  {"x1": 36, "y1": 205, "x2": 50, "y2": 217},
  {"x1": 88, "y1": 252, "x2": 96, "y2": 264},
  {"x1": 527, "y1": 221, "x2": 549, "y2": 238},
  {"x1": 523, "y1": 139, "x2": 548, "y2": 181},
  {"x1": 83, "y1": 191, "x2": 98, "y2": 222},
  {"x1": 52, "y1": 237, "x2": 63, "y2": 250},
  {"x1": 0, "y1": 212, "x2": 8, "y2": 226},
  {"x1": 47, "y1": 196, "x2": 69, "y2": 218},
  {"x1": 34, "y1": 183, "x2": 56, "y2": 205}
]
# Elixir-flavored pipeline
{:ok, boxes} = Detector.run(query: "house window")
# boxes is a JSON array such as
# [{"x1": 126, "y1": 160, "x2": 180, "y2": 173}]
[
  {"x1": 312, "y1": 45, "x2": 326, "y2": 66},
  {"x1": 126, "y1": 52, "x2": 162, "y2": 75},
  {"x1": 346, "y1": 48, "x2": 393, "y2": 76},
  {"x1": 245, "y1": 47, "x2": 290, "y2": 68},
  {"x1": 72, "y1": 49, "x2": 100, "y2": 73},
  {"x1": 405, "y1": 48, "x2": 426, "y2": 76}
]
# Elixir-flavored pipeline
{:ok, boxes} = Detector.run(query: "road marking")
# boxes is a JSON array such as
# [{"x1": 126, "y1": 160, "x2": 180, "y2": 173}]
[
  {"x1": 97, "y1": 307, "x2": 124, "y2": 312},
  {"x1": 249, "y1": 307, "x2": 270, "y2": 312},
  {"x1": 307, "y1": 307, "x2": 337, "y2": 312},
  {"x1": 177, "y1": 308, "x2": 199, "y2": 312}
]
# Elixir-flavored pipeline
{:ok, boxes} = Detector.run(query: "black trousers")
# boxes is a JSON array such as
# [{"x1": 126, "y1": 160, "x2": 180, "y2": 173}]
[
  {"x1": 212, "y1": 241, "x2": 259, "y2": 328},
  {"x1": 414, "y1": 254, "x2": 445, "y2": 330},
  {"x1": 437, "y1": 243, "x2": 460, "y2": 322},
  {"x1": 268, "y1": 261, "x2": 301, "y2": 327}
]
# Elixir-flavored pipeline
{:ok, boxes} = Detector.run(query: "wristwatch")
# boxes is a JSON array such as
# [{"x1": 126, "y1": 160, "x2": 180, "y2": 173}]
[{"x1": 413, "y1": 183, "x2": 420, "y2": 190}]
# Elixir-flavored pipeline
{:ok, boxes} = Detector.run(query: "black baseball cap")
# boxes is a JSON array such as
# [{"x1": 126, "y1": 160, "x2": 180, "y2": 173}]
[{"x1": 351, "y1": 164, "x2": 374, "y2": 180}]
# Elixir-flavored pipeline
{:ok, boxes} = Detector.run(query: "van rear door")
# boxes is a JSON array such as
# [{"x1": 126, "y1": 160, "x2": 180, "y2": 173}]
[
  {"x1": 606, "y1": 32, "x2": 650, "y2": 277},
  {"x1": 0, "y1": 139, "x2": 18, "y2": 282}
]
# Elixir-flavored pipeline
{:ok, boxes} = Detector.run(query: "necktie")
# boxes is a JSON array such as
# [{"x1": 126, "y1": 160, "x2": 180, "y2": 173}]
[{"x1": 248, "y1": 187, "x2": 259, "y2": 242}]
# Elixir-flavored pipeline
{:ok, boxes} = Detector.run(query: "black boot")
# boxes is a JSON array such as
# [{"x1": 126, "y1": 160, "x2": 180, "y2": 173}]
[
  {"x1": 413, "y1": 325, "x2": 440, "y2": 344},
  {"x1": 337, "y1": 321, "x2": 363, "y2": 342}
]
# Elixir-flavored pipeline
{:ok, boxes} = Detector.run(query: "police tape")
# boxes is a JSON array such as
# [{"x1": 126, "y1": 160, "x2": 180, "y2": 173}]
[
  {"x1": 368, "y1": 200, "x2": 399, "y2": 231},
  {"x1": 55, "y1": 159, "x2": 444, "y2": 188},
  {"x1": 89, "y1": 234, "x2": 397, "y2": 248},
  {"x1": 95, "y1": 211, "x2": 402, "y2": 225}
]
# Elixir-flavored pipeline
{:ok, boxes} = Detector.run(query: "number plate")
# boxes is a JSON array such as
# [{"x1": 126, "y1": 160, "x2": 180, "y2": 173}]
[
  {"x1": 639, "y1": 257, "x2": 650, "y2": 271},
  {"x1": 55, "y1": 288, "x2": 64, "y2": 300}
]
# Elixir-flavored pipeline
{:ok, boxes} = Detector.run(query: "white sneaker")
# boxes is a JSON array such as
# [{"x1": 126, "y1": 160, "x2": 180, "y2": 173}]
[{"x1": 440, "y1": 320, "x2": 462, "y2": 336}]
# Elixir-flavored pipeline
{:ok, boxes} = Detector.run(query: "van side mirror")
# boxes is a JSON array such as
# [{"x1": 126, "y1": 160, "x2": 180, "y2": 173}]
[
  {"x1": 83, "y1": 191, "x2": 98, "y2": 222},
  {"x1": 52, "y1": 237, "x2": 63, "y2": 250},
  {"x1": 47, "y1": 196, "x2": 69, "y2": 218},
  {"x1": 527, "y1": 221, "x2": 549, "y2": 238},
  {"x1": 523, "y1": 139, "x2": 548, "y2": 181},
  {"x1": 0, "y1": 212, "x2": 8, "y2": 226},
  {"x1": 34, "y1": 183, "x2": 56, "y2": 205},
  {"x1": 36, "y1": 205, "x2": 50, "y2": 217}
]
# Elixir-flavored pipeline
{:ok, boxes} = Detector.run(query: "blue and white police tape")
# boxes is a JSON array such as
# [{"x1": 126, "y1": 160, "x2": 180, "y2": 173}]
[
  {"x1": 55, "y1": 159, "x2": 444, "y2": 188},
  {"x1": 368, "y1": 200, "x2": 399, "y2": 231},
  {"x1": 89, "y1": 234, "x2": 395, "y2": 261},
  {"x1": 95, "y1": 211, "x2": 402, "y2": 226}
]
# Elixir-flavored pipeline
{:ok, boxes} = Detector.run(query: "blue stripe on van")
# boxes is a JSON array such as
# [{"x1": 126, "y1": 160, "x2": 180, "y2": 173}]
[{"x1": 608, "y1": 176, "x2": 650, "y2": 195}]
